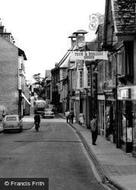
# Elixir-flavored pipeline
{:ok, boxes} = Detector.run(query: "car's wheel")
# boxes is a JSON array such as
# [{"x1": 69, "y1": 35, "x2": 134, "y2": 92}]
[
  {"x1": 19, "y1": 127, "x2": 23, "y2": 132},
  {"x1": 3, "y1": 130, "x2": 9, "y2": 133},
  {"x1": 3, "y1": 130, "x2": 6, "y2": 133}
]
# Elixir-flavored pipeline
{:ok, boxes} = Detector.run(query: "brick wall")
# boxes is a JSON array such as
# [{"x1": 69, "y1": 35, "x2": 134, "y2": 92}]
[{"x1": 0, "y1": 36, "x2": 18, "y2": 114}]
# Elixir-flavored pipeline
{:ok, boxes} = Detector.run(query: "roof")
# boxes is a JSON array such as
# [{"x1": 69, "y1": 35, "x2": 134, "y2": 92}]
[
  {"x1": 73, "y1": 29, "x2": 88, "y2": 35},
  {"x1": 57, "y1": 51, "x2": 70, "y2": 67},
  {"x1": 68, "y1": 34, "x2": 76, "y2": 38},
  {"x1": 111, "y1": 0, "x2": 136, "y2": 35}
]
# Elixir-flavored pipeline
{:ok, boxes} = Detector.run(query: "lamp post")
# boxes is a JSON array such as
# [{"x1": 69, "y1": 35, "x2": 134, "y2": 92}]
[{"x1": 18, "y1": 89, "x2": 22, "y2": 119}]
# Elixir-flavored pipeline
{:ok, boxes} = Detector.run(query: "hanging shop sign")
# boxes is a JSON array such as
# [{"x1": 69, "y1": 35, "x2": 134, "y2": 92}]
[
  {"x1": 118, "y1": 86, "x2": 136, "y2": 100},
  {"x1": 89, "y1": 13, "x2": 104, "y2": 31},
  {"x1": 70, "y1": 51, "x2": 108, "y2": 61},
  {"x1": 97, "y1": 95, "x2": 105, "y2": 100}
]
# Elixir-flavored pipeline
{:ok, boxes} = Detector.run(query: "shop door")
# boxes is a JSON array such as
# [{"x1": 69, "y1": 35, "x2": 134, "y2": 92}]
[{"x1": 121, "y1": 101, "x2": 133, "y2": 153}]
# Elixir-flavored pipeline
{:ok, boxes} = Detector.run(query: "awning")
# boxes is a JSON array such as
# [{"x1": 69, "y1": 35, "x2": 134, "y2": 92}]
[
  {"x1": 21, "y1": 93, "x2": 31, "y2": 105},
  {"x1": 59, "y1": 46, "x2": 77, "y2": 68}
]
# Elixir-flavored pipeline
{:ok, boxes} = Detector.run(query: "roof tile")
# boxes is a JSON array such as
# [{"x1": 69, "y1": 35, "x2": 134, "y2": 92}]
[{"x1": 113, "y1": 0, "x2": 136, "y2": 34}]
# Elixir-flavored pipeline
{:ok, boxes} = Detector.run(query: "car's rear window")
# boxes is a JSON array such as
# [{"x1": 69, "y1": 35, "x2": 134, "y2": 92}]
[{"x1": 6, "y1": 116, "x2": 17, "y2": 121}]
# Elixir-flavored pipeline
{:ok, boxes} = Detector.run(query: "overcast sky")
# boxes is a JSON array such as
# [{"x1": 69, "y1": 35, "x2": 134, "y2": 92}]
[{"x1": 0, "y1": 0, "x2": 105, "y2": 81}]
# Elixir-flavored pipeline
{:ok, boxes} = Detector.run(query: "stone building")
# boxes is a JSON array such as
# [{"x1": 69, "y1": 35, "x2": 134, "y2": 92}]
[
  {"x1": 0, "y1": 24, "x2": 28, "y2": 118},
  {"x1": 99, "y1": 0, "x2": 136, "y2": 153}
]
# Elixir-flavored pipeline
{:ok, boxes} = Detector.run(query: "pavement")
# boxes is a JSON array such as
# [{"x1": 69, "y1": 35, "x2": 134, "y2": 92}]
[{"x1": 59, "y1": 113, "x2": 136, "y2": 190}]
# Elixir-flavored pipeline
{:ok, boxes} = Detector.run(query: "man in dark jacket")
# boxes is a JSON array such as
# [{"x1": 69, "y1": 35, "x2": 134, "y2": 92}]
[
  {"x1": 90, "y1": 116, "x2": 98, "y2": 145},
  {"x1": 69, "y1": 109, "x2": 74, "y2": 124},
  {"x1": 34, "y1": 114, "x2": 41, "y2": 131}
]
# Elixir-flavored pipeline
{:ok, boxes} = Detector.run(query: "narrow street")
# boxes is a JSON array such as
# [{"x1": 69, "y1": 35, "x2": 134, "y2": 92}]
[{"x1": 0, "y1": 117, "x2": 107, "y2": 190}]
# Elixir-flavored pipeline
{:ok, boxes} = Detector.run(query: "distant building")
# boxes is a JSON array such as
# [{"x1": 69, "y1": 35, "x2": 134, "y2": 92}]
[{"x1": 44, "y1": 70, "x2": 52, "y2": 102}]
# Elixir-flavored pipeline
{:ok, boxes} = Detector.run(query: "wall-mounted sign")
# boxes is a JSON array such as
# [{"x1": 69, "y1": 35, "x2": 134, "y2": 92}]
[
  {"x1": 97, "y1": 95, "x2": 105, "y2": 100},
  {"x1": 118, "y1": 86, "x2": 136, "y2": 100},
  {"x1": 118, "y1": 88, "x2": 130, "y2": 100},
  {"x1": 72, "y1": 51, "x2": 84, "y2": 60},
  {"x1": 70, "y1": 51, "x2": 108, "y2": 61},
  {"x1": 85, "y1": 51, "x2": 108, "y2": 61}
]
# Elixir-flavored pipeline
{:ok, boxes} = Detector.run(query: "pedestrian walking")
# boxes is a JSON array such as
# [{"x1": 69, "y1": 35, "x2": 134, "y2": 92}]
[
  {"x1": 65, "y1": 110, "x2": 70, "y2": 123},
  {"x1": 69, "y1": 109, "x2": 74, "y2": 124},
  {"x1": 90, "y1": 116, "x2": 98, "y2": 145},
  {"x1": 34, "y1": 113, "x2": 41, "y2": 131},
  {"x1": 2, "y1": 110, "x2": 6, "y2": 119}
]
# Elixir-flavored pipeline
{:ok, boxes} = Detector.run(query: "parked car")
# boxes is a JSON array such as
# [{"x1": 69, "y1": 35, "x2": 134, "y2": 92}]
[
  {"x1": 48, "y1": 104, "x2": 57, "y2": 114},
  {"x1": 3, "y1": 115, "x2": 23, "y2": 132},
  {"x1": 42, "y1": 108, "x2": 55, "y2": 118}
]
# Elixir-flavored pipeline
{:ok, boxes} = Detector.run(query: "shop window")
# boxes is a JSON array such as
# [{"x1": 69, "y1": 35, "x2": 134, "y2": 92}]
[
  {"x1": 80, "y1": 98, "x2": 83, "y2": 113},
  {"x1": 79, "y1": 70, "x2": 83, "y2": 88}
]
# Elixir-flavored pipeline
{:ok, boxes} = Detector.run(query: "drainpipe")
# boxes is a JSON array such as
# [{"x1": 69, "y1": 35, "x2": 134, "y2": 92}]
[
  {"x1": 18, "y1": 68, "x2": 22, "y2": 119},
  {"x1": 18, "y1": 89, "x2": 22, "y2": 119}
]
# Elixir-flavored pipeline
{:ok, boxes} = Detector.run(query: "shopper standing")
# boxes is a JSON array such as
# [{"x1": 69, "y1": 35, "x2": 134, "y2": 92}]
[{"x1": 65, "y1": 110, "x2": 70, "y2": 123}]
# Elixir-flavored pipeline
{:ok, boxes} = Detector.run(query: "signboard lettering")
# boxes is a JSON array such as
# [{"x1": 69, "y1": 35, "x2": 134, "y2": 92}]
[{"x1": 70, "y1": 51, "x2": 108, "y2": 61}]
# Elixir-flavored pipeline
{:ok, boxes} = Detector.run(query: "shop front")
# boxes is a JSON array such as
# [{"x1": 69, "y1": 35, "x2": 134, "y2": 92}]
[
  {"x1": 118, "y1": 86, "x2": 136, "y2": 153},
  {"x1": 119, "y1": 100, "x2": 133, "y2": 152},
  {"x1": 104, "y1": 90, "x2": 116, "y2": 143}
]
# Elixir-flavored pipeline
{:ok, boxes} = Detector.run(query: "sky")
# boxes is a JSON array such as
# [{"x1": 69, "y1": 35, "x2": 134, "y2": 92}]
[{"x1": 0, "y1": 0, "x2": 105, "y2": 81}]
